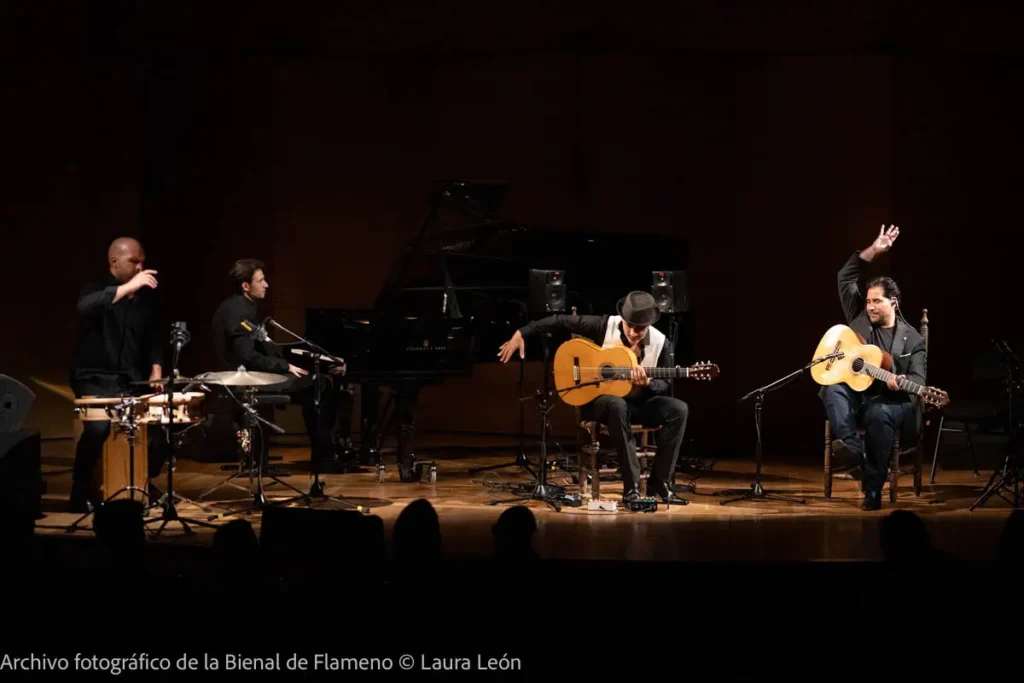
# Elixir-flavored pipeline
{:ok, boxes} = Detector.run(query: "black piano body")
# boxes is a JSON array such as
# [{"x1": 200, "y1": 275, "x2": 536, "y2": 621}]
[{"x1": 303, "y1": 179, "x2": 690, "y2": 447}]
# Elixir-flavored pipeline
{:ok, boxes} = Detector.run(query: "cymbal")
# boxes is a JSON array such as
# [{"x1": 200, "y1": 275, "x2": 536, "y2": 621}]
[{"x1": 195, "y1": 370, "x2": 291, "y2": 387}]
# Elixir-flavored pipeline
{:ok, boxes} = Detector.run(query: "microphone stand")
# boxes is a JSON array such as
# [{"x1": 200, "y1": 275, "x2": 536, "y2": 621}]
[
  {"x1": 489, "y1": 335, "x2": 581, "y2": 511},
  {"x1": 717, "y1": 354, "x2": 841, "y2": 506},
  {"x1": 145, "y1": 322, "x2": 220, "y2": 536},
  {"x1": 262, "y1": 317, "x2": 369, "y2": 514}
]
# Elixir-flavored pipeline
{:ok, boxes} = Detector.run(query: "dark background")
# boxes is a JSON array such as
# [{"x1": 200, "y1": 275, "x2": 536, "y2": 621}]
[{"x1": 2, "y1": 1, "x2": 1021, "y2": 463}]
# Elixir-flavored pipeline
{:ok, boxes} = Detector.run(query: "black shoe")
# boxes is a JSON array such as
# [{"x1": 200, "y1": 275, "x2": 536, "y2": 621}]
[
  {"x1": 832, "y1": 439, "x2": 864, "y2": 470},
  {"x1": 861, "y1": 489, "x2": 882, "y2": 511},
  {"x1": 646, "y1": 478, "x2": 689, "y2": 506},
  {"x1": 622, "y1": 486, "x2": 642, "y2": 504},
  {"x1": 68, "y1": 481, "x2": 100, "y2": 511}
]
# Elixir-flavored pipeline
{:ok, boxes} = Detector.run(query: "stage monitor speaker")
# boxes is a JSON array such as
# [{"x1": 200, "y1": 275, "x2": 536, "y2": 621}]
[
  {"x1": 528, "y1": 269, "x2": 566, "y2": 315},
  {"x1": 0, "y1": 430, "x2": 42, "y2": 520},
  {"x1": 0, "y1": 375, "x2": 35, "y2": 434},
  {"x1": 652, "y1": 270, "x2": 688, "y2": 313}
]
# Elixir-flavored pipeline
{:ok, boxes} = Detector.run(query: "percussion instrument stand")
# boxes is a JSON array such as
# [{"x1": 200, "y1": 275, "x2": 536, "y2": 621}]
[
  {"x1": 66, "y1": 397, "x2": 153, "y2": 533},
  {"x1": 144, "y1": 322, "x2": 219, "y2": 536}
]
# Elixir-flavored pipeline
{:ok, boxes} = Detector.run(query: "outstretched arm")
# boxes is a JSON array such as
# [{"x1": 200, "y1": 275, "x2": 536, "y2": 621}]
[
  {"x1": 497, "y1": 314, "x2": 606, "y2": 363},
  {"x1": 838, "y1": 224, "x2": 899, "y2": 323}
]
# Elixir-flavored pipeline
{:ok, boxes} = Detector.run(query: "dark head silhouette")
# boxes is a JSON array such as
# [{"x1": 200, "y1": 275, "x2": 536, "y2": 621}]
[
  {"x1": 492, "y1": 506, "x2": 538, "y2": 562},
  {"x1": 998, "y1": 509, "x2": 1024, "y2": 564},
  {"x1": 879, "y1": 510, "x2": 932, "y2": 562},
  {"x1": 93, "y1": 499, "x2": 145, "y2": 570},
  {"x1": 392, "y1": 499, "x2": 442, "y2": 575},
  {"x1": 213, "y1": 519, "x2": 261, "y2": 576}
]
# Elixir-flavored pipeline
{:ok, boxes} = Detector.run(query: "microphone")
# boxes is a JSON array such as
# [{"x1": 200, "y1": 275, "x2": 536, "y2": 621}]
[
  {"x1": 240, "y1": 320, "x2": 270, "y2": 342},
  {"x1": 170, "y1": 321, "x2": 190, "y2": 355}
]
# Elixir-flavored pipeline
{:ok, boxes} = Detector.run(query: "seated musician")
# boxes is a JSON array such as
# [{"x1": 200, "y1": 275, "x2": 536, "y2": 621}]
[
  {"x1": 68, "y1": 237, "x2": 169, "y2": 512},
  {"x1": 210, "y1": 259, "x2": 342, "y2": 468},
  {"x1": 821, "y1": 225, "x2": 927, "y2": 510},
  {"x1": 498, "y1": 291, "x2": 689, "y2": 506}
]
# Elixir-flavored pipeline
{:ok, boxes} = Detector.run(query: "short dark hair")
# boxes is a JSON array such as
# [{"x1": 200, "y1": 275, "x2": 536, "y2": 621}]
[
  {"x1": 866, "y1": 276, "x2": 901, "y2": 305},
  {"x1": 229, "y1": 259, "x2": 265, "y2": 293}
]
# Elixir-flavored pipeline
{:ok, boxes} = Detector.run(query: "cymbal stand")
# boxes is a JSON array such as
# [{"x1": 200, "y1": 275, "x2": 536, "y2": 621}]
[
  {"x1": 204, "y1": 388, "x2": 313, "y2": 519},
  {"x1": 66, "y1": 396, "x2": 153, "y2": 533}
]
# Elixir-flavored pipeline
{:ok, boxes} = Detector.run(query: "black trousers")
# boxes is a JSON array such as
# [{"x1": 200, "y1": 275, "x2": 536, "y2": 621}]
[
  {"x1": 821, "y1": 383, "x2": 914, "y2": 493},
  {"x1": 334, "y1": 380, "x2": 420, "y2": 468},
  {"x1": 70, "y1": 375, "x2": 168, "y2": 488},
  {"x1": 580, "y1": 394, "x2": 689, "y2": 492}
]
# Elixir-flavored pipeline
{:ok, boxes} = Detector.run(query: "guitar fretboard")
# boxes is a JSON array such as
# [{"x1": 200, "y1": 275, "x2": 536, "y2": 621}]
[
  {"x1": 858, "y1": 361, "x2": 924, "y2": 396},
  {"x1": 579, "y1": 367, "x2": 693, "y2": 379}
]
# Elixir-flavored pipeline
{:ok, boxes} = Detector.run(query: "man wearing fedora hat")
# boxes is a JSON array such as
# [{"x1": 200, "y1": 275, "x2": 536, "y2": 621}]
[{"x1": 498, "y1": 291, "x2": 689, "y2": 506}]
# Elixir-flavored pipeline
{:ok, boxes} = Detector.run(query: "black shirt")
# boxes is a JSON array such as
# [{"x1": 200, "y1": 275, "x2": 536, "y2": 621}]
[
  {"x1": 211, "y1": 294, "x2": 289, "y2": 373},
  {"x1": 866, "y1": 324, "x2": 896, "y2": 396},
  {"x1": 70, "y1": 276, "x2": 164, "y2": 383}
]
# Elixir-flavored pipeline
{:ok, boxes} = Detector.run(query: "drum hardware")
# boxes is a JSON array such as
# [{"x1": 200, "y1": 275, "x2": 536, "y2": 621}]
[
  {"x1": 143, "y1": 322, "x2": 220, "y2": 536},
  {"x1": 66, "y1": 395, "x2": 152, "y2": 533}
]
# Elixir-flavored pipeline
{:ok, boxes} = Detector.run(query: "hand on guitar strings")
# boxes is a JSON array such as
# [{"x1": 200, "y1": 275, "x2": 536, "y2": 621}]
[
  {"x1": 886, "y1": 373, "x2": 906, "y2": 392},
  {"x1": 631, "y1": 365, "x2": 650, "y2": 386}
]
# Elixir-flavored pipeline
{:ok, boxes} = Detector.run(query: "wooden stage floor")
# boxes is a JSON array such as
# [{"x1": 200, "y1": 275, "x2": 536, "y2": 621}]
[{"x1": 33, "y1": 438, "x2": 1017, "y2": 562}]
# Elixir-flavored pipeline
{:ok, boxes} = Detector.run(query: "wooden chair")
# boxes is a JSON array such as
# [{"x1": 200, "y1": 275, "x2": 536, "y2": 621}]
[
  {"x1": 823, "y1": 309, "x2": 929, "y2": 502},
  {"x1": 577, "y1": 419, "x2": 660, "y2": 500}
]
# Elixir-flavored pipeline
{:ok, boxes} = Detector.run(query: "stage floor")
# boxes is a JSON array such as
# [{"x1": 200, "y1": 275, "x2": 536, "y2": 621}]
[{"x1": 34, "y1": 438, "x2": 1016, "y2": 562}]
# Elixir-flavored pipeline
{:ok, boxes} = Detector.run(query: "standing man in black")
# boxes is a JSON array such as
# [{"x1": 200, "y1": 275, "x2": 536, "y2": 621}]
[
  {"x1": 211, "y1": 259, "x2": 342, "y2": 468},
  {"x1": 69, "y1": 237, "x2": 166, "y2": 512},
  {"x1": 821, "y1": 225, "x2": 927, "y2": 510}
]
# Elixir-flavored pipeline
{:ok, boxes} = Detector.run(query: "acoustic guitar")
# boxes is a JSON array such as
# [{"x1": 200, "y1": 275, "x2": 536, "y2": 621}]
[
  {"x1": 809, "y1": 324, "x2": 950, "y2": 409},
  {"x1": 552, "y1": 337, "x2": 719, "y2": 406}
]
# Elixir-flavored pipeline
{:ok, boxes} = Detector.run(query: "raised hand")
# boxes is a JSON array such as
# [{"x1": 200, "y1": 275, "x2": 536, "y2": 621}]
[
  {"x1": 497, "y1": 331, "x2": 526, "y2": 363},
  {"x1": 872, "y1": 224, "x2": 899, "y2": 253}
]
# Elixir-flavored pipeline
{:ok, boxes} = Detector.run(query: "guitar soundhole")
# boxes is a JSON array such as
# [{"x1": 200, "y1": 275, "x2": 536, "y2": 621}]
[
  {"x1": 851, "y1": 358, "x2": 864, "y2": 373},
  {"x1": 599, "y1": 365, "x2": 616, "y2": 380}
]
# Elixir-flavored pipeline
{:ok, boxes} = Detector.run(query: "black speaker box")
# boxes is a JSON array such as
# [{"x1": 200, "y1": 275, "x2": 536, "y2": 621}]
[
  {"x1": 0, "y1": 429, "x2": 42, "y2": 519},
  {"x1": 528, "y1": 269, "x2": 566, "y2": 315},
  {"x1": 652, "y1": 270, "x2": 688, "y2": 313}
]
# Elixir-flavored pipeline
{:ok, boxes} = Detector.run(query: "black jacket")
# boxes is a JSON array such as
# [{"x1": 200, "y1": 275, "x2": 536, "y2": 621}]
[
  {"x1": 211, "y1": 294, "x2": 289, "y2": 373},
  {"x1": 70, "y1": 276, "x2": 164, "y2": 383},
  {"x1": 518, "y1": 313, "x2": 673, "y2": 399},
  {"x1": 836, "y1": 251, "x2": 927, "y2": 392}
]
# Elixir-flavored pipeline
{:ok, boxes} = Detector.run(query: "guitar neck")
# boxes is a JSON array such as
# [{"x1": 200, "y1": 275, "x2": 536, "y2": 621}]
[
  {"x1": 861, "y1": 362, "x2": 924, "y2": 396},
  {"x1": 604, "y1": 367, "x2": 693, "y2": 379}
]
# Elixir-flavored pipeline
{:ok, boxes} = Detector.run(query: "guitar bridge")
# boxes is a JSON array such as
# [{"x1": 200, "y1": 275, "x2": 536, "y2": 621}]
[{"x1": 573, "y1": 357, "x2": 580, "y2": 385}]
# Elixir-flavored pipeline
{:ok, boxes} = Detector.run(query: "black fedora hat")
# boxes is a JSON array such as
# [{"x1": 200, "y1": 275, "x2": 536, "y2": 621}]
[{"x1": 616, "y1": 291, "x2": 660, "y2": 326}]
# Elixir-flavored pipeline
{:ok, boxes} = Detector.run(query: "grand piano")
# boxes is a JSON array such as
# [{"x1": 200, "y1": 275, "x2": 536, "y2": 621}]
[
  {"x1": 303, "y1": 180, "x2": 690, "y2": 479},
  {"x1": 304, "y1": 179, "x2": 691, "y2": 381}
]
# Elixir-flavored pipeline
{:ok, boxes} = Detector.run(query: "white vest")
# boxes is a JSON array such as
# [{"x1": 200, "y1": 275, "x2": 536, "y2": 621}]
[{"x1": 602, "y1": 315, "x2": 665, "y2": 368}]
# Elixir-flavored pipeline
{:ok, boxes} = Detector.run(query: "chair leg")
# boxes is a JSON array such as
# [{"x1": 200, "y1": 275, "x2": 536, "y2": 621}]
[
  {"x1": 966, "y1": 424, "x2": 979, "y2": 476},
  {"x1": 591, "y1": 444, "x2": 600, "y2": 501},
  {"x1": 889, "y1": 433, "x2": 900, "y2": 504},
  {"x1": 824, "y1": 421, "x2": 833, "y2": 498},
  {"x1": 914, "y1": 440, "x2": 923, "y2": 496},
  {"x1": 929, "y1": 415, "x2": 945, "y2": 484}
]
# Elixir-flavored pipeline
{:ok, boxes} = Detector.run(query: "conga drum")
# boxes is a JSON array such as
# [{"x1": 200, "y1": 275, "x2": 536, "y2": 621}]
[{"x1": 74, "y1": 396, "x2": 149, "y2": 502}]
